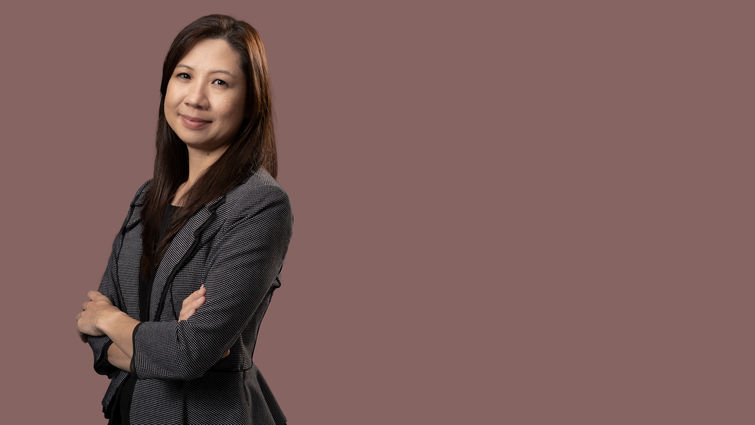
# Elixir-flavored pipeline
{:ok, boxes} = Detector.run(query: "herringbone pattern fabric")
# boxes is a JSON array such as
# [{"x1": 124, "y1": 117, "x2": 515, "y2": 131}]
[{"x1": 87, "y1": 167, "x2": 292, "y2": 424}]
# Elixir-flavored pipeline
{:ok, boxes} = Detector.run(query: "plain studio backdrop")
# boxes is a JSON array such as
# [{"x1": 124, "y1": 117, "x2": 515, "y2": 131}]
[{"x1": 0, "y1": 1, "x2": 751, "y2": 424}]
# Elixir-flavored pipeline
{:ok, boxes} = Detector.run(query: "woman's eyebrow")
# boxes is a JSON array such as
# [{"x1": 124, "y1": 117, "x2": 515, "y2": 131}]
[{"x1": 176, "y1": 63, "x2": 235, "y2": 77}]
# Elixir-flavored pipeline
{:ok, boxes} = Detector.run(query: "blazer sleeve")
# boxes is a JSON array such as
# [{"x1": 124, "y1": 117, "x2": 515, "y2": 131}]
[
  {"x1": 87, "y1": 241, "x2": 120, "y2": 377},
  {"x1": 130, "y1": 185, "x2": 293, "y2": 381},
  {"x1": 86, "y1": 180, "x2": 150, "y2": 377},
  {"x1": 86, "y1": 229, "x2": 122, "y2": 377}
]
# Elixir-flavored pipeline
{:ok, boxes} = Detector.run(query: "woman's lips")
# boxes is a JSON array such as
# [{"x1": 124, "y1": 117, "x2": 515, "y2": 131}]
[{"x1": 180, "y1": 114, "x2": 212, "y2": 129}]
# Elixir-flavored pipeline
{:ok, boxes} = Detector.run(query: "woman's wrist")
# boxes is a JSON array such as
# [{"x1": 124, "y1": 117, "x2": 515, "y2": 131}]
[
  {"x1": 96, "y1": 308, "x2": 140, "y2": 358},
  {"x1": 97, "y1": 308, "x2": 131, "y2": 335},
  {"x1": 107, "y1": 341, "x2": 134, "y2": 372}
]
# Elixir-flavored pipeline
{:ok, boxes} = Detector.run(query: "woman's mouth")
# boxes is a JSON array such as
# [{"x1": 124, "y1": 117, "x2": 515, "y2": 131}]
[{"x1": 180, "y1": 114, "x2": 212, "y2": 129}]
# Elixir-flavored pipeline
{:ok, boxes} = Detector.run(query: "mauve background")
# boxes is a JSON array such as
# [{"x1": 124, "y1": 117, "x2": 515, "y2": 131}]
[{"x1": 0, "y1": 0, "x2": 751, "y2": 423}]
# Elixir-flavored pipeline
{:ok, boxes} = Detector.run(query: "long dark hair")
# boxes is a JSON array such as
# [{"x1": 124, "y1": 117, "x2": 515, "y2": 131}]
[{"x1": 140, "y1": 14, "x2": 276, "y2": 283}]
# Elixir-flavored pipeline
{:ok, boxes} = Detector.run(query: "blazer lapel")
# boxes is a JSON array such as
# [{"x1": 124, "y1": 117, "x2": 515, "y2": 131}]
[
  {"x1": 148, "y1": 194, "x2": 226, "y2": 321},
  {"x1": 123, "y1": 184, "x2": 149, "y2": 231},
  {"x1": 112, "y1": 183, "x2": 149, "y2": 315}
]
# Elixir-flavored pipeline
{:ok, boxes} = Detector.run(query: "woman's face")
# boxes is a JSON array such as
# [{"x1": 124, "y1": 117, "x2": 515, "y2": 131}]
[{"x1": 164, "y1": 38, "x2": 247, "y2": 152}]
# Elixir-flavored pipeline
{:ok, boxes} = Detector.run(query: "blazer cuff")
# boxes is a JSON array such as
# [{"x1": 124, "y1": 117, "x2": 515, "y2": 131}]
[
  {"x1": 89, "y1": 335, "x2": 118, "y2": 377},
  {"x1": 130, "y1": 322, "x2": 144, "y2": 379}
]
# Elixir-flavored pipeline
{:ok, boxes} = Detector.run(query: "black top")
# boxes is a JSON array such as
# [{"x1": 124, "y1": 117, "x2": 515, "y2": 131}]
[{"x1": 108, "y1": 203, "x2": 179, "y2": 425}]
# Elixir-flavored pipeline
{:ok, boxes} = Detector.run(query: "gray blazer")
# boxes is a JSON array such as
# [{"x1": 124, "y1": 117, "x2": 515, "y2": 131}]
[{"x1": 86, "y1": 167, "x2": 293, "y2": 425}]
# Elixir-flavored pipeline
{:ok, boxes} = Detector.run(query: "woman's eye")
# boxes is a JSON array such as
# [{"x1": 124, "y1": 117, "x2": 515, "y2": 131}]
[
  {"x1": 176, "y1": 72, "x2": 190, "y2": 79},
  {"x1": 212, "y1": 79, "x2": 228, "y2": 86}
]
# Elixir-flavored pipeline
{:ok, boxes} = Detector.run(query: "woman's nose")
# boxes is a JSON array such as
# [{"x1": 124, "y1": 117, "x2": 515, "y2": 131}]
[{"x1": 184, "y1": 82, "x2": 209, "y2": 110}]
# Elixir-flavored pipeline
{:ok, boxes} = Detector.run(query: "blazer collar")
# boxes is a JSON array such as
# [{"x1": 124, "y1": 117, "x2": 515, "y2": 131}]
[{"x1": 123, "y1": 181, "x2": 226, "y2": 232}]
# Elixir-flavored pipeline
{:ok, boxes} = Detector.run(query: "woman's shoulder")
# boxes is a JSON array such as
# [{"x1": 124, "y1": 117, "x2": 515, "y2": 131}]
[
  {"x1": 222, "y1": 167, "x2": 291, "y2": 221},
  {"x1": 129, "y1": 178, "x2": 153, "y2": 206},
  {"x1": 126, "y1": 167, "x2": 290, "y2": 220}
]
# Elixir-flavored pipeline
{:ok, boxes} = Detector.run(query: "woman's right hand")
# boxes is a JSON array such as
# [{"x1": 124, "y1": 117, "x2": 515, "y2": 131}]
[{"x1": 180, "y1": 284, "x2": 231, "y2": 358}]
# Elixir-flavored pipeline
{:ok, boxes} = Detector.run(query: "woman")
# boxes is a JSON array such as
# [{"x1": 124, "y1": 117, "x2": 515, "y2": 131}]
[{"x1": 76, "y1": 14, "x2": 292, "y2": 425}]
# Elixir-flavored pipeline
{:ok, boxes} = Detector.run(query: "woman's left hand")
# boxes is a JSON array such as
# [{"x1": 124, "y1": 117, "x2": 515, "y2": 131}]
[{"x1": 77, "y1": 290, "x2": 119, "y2": 338}]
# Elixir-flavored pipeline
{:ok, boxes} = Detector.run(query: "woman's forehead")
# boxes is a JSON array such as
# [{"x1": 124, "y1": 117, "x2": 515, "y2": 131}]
[{"x1": 177, "y1": 38, "x2": 243, "y2": 75}]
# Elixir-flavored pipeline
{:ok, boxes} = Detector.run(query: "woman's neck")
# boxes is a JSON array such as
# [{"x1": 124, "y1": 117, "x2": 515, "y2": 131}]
[
  {"x1": 173, "y1": 144, "x2": 230, "y2": 206},
  {"x1": 185, "y1": 144, "x2": 230, "y2": 186}
]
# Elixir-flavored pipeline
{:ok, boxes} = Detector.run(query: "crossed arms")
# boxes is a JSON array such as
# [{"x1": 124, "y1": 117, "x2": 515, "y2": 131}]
[{"x1": 77, "y1": 185, "x2": 292, "y2": 381}]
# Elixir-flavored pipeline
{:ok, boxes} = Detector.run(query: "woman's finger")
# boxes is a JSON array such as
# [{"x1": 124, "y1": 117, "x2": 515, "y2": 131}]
[
  {"x1": 179, "y1": 301, "x2": 203, "y2": 321},
  {"x1": 182, "y1": 292, "x2": 199, "y2": 307},
  {"x1": 178, "y1": 308, "x2": 194, "y2": 321},
  {"x1": 184, "y1": 297, "x2": 206, "y2": 312},
  {"x1": 87, "y1": 290, "x2": 105, "y2": 300},
  {"x1": 179, "y1": 298, "x2": 205, "y2": 320},
  {"x1": 85, "y1": 290, "x2": 113, "y2": 307},
  {"x1": 179, "y1": 288, "x2": 207, "y2": 321},
  {"x1": 182, "y1": 286, "x2": 207, "y2": 306}
]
